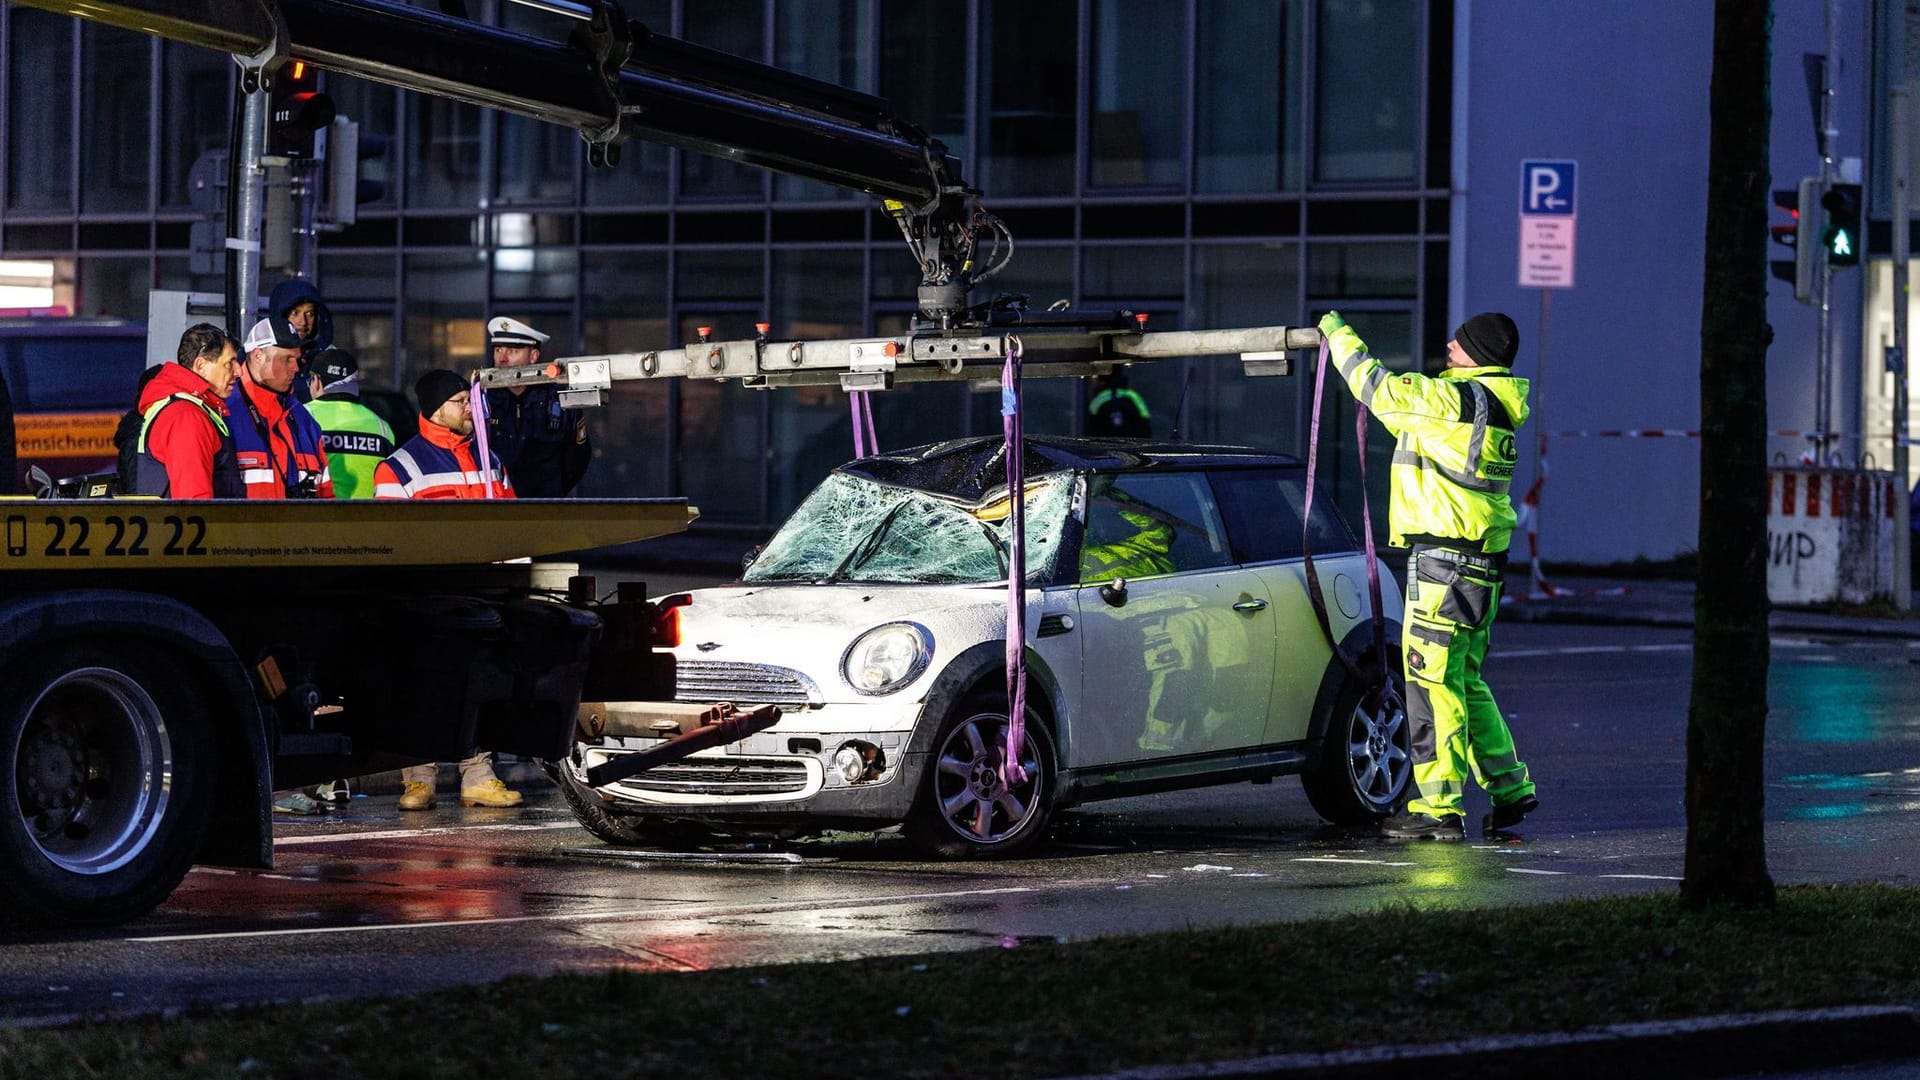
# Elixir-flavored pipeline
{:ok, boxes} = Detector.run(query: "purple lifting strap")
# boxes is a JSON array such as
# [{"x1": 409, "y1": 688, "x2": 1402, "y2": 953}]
[
  {"x1": 1302, "y1": 337, "x2": 1387, "y2": 697},
  {"x1": 849, "y1": 390, "x2": 878, "y2": 458},
  {"x1": 469, "y1": 378, "x2": 498, "y2": 500},
  {"x1": 1000, "y1": 337, "x2": 1029, "y2": 787}
]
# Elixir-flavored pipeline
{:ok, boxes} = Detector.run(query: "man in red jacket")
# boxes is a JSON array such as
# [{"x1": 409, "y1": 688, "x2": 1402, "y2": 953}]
[
  {"x1": 128, "y1": 323, "x2": 244, "y2": 498},
  {"x1": 376, "y1": 370, "x2": 522, "y2": 810}
]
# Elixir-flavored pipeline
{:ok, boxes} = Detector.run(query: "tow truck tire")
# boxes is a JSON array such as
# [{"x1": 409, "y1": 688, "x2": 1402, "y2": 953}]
[
  {"x1": 0, "y1": 643, "x2": 215, "y2": 928},
  {"x1": 904, "y1": 692, "x2": 1054, "y2": 859},
  {"x1": 1302, "y1": 669, "x2": 1412, "y2": 825},
  {"x1": 550, "y1": 750, "x2": 713, "y2": 849}
]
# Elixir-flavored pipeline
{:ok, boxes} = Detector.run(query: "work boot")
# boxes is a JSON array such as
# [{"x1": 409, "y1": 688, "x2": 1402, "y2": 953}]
[
  {"x1": 397, "y1": 780, "x2": 436, "y2": 811},
  {"x1": 311, "y1": 780, "x2": 351, "y2": 804},
  {"x1": 460, "y1": 778, "x2": 524, "y2": 808},
  {"x1": 1483, "y1": 794, "x2": 1540, "y2": 836},
  {"x1": 1380, "y1": 810, "x2": 1465, "y2": 842}
]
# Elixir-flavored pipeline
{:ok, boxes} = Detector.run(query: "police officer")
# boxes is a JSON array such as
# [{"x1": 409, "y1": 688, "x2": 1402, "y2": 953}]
[
  {"x1": 1319, "y1": 310, "x2": 1539, "y2": 841},
  {"x1": 302, "y1": 349, "x2": 394, "y2": 500},
  {"x1": 1086, "y1": 369, "x2": 1152, "y2": 438},
  {"x1": 483, "y1": 317, "x2": 590, "y2": 497}
]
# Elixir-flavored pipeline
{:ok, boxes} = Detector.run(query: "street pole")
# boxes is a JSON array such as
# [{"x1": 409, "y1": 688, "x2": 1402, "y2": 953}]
[
  {"x1": 1893, "y1": 85, "x2": 1912, "y2": 611},
  {"x1": 1815, "y1": 0, "x2": 1839, "y2": 461},
  {"x1": 1529, "y1": 287, "x2": 1550, "y2": 599},
  {"x1": 231, "y1": 63, "x2": 269, "y2": 335}
]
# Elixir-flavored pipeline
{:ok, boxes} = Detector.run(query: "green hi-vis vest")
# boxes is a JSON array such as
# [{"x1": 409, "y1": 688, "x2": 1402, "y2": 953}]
[
  {"x1": 1324, "y1": 324, "x2": 1530, "y2": 555},
  {"x1": 305, "y1": 398, "x2": 396, "y2": 501}
]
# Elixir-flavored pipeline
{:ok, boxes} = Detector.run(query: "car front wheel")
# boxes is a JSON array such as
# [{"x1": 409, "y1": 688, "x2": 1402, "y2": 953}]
[
  {"x1": 904, "y1": 693, "x2": 1053, "y2": 859},
  {"x1": 1301, "y1": 670, "x2": 1411, "y2": 824}
]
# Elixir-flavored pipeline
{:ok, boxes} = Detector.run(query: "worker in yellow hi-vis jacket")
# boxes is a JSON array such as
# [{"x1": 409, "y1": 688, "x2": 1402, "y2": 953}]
[{"x1": 1318, "y1": 310, "x2": 1540, "y2": 842}]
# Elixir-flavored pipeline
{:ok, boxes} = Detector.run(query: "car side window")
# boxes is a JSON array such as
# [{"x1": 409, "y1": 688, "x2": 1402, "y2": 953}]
[
  {"x1": 1079, "y1": 472, "x2": 1231, "y2": 583},
  {"x1": 1211, "y1": 468, "x2": 1357, "y2": 564}
]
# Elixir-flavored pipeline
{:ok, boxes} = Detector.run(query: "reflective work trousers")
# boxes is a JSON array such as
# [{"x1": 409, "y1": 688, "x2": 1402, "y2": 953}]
[{"x1": 1401, "y1": 549, "x2": 1535, "y2": 819}]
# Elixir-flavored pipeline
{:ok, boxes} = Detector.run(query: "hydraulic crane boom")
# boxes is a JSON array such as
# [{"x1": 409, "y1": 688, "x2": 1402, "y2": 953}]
[{"x1": 13, "y1": 0, "x2": 991, "y2": 324}]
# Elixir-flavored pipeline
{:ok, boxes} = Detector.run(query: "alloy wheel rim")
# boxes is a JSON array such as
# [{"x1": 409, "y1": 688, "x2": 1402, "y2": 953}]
[
  {"x1": 1347, "y1": 689, "x2": 1410, "y2": 811},
  {"x1": 930, "y1": 711, "x2": 1041, "y2": 845},
  {"x1": 14, "y1": 668, "x2": 173, "y2": 875}
]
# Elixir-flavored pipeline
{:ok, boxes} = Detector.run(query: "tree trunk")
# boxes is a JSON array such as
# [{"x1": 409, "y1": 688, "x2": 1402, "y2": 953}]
[{"x1": 1683, "y1": 0, "x2": 1775, "y2": 907}]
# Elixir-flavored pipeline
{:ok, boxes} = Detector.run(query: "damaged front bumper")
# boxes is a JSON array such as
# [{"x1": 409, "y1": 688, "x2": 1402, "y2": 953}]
[{"x1": 571, "y1": 698, "x2": 932, "y2": 823}]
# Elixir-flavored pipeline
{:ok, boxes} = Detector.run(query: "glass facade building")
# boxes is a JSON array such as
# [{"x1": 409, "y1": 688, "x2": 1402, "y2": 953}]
[{"x1": 0, "y1": 0, "x2": 1453, "y2": 531}]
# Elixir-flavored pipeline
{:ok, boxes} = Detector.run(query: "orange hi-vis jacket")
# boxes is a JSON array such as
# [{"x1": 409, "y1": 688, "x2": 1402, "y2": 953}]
[{"x1": 372, "y1": 416, "x2": 515, "y2": 500}]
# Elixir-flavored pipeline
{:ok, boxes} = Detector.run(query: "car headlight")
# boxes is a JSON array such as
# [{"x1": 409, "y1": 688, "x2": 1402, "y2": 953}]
[{"x1": 841, "y1": 622, "x2": 933, "y2": 696}]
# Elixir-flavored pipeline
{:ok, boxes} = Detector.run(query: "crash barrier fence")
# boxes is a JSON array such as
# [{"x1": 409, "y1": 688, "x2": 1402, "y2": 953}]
[{"x1": 1767, "y1": 465, "x2": 1900, "y2": 606}]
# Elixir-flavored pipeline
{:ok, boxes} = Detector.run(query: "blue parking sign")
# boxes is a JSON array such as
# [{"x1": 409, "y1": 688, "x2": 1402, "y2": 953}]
[{"x1": 1521, "y1": 160, "x2": 1577, "y2": 216}]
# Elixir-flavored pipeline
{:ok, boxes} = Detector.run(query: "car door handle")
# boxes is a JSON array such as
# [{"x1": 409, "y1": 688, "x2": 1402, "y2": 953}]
[{"x1": 1231, "y1": 598, "x2": 1268, "y2": 613}]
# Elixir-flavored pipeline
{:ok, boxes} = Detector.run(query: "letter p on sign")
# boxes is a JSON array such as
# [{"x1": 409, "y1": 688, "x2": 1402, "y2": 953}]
[{"x1": 1521, "y1": 160, "x2": 1577, "y2": 216}]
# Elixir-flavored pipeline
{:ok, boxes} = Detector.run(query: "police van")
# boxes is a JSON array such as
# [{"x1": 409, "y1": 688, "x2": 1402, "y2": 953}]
[{"x1": 0, "y1": 316, "x2": 148, "y2": 496}]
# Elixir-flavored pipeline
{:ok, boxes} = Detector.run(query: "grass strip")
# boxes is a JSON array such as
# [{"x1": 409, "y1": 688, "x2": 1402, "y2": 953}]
[{"x1": 5, "y1": 883, "x2": 1920, "y2": 1079}]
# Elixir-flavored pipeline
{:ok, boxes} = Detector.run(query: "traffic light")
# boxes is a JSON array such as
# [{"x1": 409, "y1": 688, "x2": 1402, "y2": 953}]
[
  {"x1": 1770, "y1": 177, "x2": 1819, "y2": 304},
  {"x1": 320, "y1": 116, "x2": 389, "y2": 227},
  {"x1": 267, "y1": 60, "x2": 335, "y2": 158},
  {"x1": 1821, "y1": 182, "x2": 1861, "y2": 267}
]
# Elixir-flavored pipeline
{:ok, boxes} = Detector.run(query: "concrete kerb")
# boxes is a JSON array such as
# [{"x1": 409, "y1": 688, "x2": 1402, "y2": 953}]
[{"x1": 1045, "y1": 1004, "x2": 1920, "y2": 1080}]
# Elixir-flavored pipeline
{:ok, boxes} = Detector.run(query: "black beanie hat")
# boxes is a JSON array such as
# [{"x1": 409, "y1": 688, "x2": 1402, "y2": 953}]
[
  {"x1": 415, "y1": 369, "x2": 468, "y2": 418},
  {"x1": 1453, "y1": 312, "x2": 1519, "y2": 368}
]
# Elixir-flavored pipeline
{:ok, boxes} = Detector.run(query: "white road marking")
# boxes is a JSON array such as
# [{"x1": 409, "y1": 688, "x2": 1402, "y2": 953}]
[
  {"x1": 127, "y1": 885, "x2": 1039, "y2": 944},
  {"x1": 1505, "y1": 868, "x2": 1567, "y2": 876},
  {"x1": 1291, "y1": 857, "x2": 1416, "y2": 867},
  {"x1": 271, "y1": 820, "x2": 581, "y2": 847}
]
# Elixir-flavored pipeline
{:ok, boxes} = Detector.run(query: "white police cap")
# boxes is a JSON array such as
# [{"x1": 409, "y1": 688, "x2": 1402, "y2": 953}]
[{"x1": 488, "y1": 316, "x2": 550, "y2": 348}]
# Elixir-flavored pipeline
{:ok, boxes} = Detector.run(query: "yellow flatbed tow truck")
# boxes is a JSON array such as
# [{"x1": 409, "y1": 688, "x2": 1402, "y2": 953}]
[{"x1": 0, "y1": 496, "x2": 696, "y2": 927}]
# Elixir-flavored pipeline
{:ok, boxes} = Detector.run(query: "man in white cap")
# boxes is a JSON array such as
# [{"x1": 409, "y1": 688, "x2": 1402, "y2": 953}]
[
  {"x1": 482, "y1": 316, "x2": 591, "y2": 497},
  {"x1": 231, "y1": 315, "x2": 333, "y2": 500}
]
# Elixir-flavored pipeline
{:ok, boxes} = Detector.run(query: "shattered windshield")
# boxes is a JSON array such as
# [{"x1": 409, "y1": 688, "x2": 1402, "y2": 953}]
[{"x1": 745, "y1": 472, "x2": 1075, "y2": 585}]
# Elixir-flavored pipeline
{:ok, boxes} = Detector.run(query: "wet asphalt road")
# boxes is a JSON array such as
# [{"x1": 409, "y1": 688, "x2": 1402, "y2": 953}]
[{"x1": 2, "y1": 621, "x2": 1918, "y2": 1024}]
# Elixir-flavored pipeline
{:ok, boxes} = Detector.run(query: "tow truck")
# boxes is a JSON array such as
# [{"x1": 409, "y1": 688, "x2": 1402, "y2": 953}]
[{"x1": 5, "y1": 0, "x2": 1324, "y2": 927}]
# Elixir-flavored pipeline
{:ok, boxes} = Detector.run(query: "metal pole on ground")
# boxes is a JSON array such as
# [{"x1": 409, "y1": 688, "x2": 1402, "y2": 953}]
[
  {"x1": 1893, "y1": 85, "x2": 1912, "y2": 612},
  {"x1": 1529, "y1": 288, "x2": 1551, "y2": 598}
]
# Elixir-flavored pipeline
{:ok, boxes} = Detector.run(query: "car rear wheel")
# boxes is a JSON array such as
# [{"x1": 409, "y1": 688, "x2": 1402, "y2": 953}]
[
  {"x1": 1301, "y1": 669, "x2": 1411, "y2": 824},
  {"x1": 904, "y1": 692, "x2": 1053, "y2": 859},
  {"x1": 0, "y1": 643, "x2": 214, "y2": 928}
]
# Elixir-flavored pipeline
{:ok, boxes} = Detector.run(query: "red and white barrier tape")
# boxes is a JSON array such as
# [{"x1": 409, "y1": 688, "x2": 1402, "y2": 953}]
[{"x1": 1514, "y1": 460, "x2": 1630, "y2": 602}]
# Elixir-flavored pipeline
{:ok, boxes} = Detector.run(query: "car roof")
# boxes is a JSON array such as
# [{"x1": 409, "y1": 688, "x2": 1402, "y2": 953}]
[{"x1": 842, "y1": 435, "x2": 1302, "y2": 502}]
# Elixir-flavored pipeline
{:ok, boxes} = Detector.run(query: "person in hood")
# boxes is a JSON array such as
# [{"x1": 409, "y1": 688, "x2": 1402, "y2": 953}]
[
  {"x1": 126, "y1": 323, "x2": 244, "y2": 499},
  {"x1": 268, "y1": 278, "x2": 334, "y2": 400}
]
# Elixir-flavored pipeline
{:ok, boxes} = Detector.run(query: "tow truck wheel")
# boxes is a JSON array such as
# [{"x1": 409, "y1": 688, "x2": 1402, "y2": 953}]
[
  {"x1": 1301, "y1": 669, "x2": 1412, "y2": 825},
  {"x1": 0, "y1": 644, "x2": 214, "y2": 928},
  {"x1": 904, "y1": 692, "x2": 1054, "y2": 859},
  {"x1": 550, "y1": 747, "x2": 714, "y2": 849}
]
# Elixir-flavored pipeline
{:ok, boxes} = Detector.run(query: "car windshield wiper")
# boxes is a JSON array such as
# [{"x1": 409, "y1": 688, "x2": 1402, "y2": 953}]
[
  {"x1": 979, "y1": 521, "x2": 1010, "y2": 580},
  {"x1": 822, "y1": 501, "x2": 910, "y2": 584}
]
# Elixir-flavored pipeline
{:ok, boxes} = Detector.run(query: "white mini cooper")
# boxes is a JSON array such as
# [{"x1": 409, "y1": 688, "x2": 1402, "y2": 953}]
[{"x1": 557, "y1": 436, "x2": 1409, "y2": 857}]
